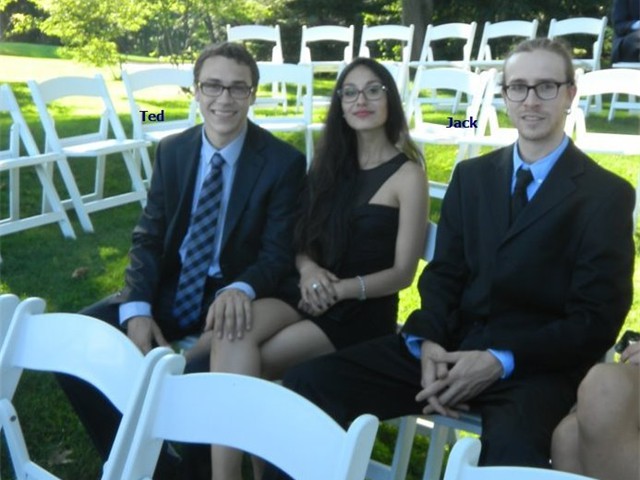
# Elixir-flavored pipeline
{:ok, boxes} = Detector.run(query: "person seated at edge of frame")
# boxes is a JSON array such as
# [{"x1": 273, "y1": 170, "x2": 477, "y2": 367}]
[
  {"x1": 55, "y1": 42, "x2": 307, "y2": 478},
  {"x1": 262, "y1": 37, "x2": 636, "y2": 480},
  {"x1": 552, "y1": 335, "x2": 640, "y2": 480},
  {"x1": 182, "y1": 56, "x2": 428, "y2": 480},
  {"x1": 612, "y1": 0, "x2": 640, "y2": 62}
]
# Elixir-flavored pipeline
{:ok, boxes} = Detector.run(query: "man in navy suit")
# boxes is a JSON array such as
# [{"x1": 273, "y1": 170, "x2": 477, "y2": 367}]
[
  {"x1": 57, "y1": 42, "x2": 306, "y2": 470},
  {"x1": 612, "y1": 0, "x2": 640, "y2": 62},
  {"x1": 265, "y1": 38, "x2": 635, "y2": 478}
]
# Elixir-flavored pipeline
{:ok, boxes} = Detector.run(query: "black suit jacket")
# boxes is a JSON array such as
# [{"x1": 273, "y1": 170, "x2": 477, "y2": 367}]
[
  {"x1": 612, "y1": 0, "x2": 640, "y2": 62},
  {"x1": 118, "y1": 122, "x2": 306, "y2": 322},
  {"x1": 402, "y1": 141, "x2": 635, "y2": 378}
]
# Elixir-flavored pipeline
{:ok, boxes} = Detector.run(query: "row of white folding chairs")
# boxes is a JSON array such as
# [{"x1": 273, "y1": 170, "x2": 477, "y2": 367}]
[
  {"x1": 229, "y1": 17, "x2": 607, "y2": 82},
  {"x1": 0, "y1": 294, "x2": 378, "y2": 480},
  {"x1": 1, "y1": 76, "x2": 149, "y2": 240}
]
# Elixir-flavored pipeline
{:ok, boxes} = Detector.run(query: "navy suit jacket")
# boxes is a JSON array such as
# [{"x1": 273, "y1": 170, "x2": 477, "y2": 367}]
[
  {"x1": 402, "y1": 141, "x2": 635, "y2": 378},
  {"x1": 118, "y1": 122, "x2": 306, "y2": 323}
]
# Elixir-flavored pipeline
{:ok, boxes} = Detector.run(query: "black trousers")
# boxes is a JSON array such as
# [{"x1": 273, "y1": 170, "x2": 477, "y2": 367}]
[
  {"x1": 614, "y1": 30, "x2": 640, "y2": 62},
  {"x1": 263, "y1": 334, "x2": 582, "y2": 480},
  {"x1": 55, "y1": 278, "x2": 223, "y2": 478}
]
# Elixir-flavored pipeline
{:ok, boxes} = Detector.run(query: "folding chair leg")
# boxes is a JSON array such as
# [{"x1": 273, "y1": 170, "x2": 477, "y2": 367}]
[
  {"x1": 35, "y1": 165, "x2": 76, "y2": 239},
  {"x1": 94, "y1": 154, "x2": 107, "y2": 200},
  {"x1": 138, "y1": 147, "x2": 154, "y2": 187},
  {"x1": 422, "y1": 423, "x2": 451, "y2": 480},
  {"x1": 0, "y1": 399, "x2": 31, "y2": 479},
  {"x1": 121, "y1": 150, "x2": 147, "y2": 207},
  {"x1": 9, "y1": 168, "x2": 20, "y2": 220},
  {"x1": 55, "y1": 157, "x2": 95, "y2": 233}
]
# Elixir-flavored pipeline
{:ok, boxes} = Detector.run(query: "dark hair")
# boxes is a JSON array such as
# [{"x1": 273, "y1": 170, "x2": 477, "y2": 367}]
[
  {"x1": 294, "y1": 57, "x2": 423, "y2": 268},
  {"x1": 503, "y1": 38, "x2": 575, "y2": 85},
  {"x1": 193, "y1": 42, "x2": 260, "y2": 87}
]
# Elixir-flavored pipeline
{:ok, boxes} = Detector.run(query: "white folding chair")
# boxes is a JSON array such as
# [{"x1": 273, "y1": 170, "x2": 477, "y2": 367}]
[
  {"x1": 607, "y1": 62, "x2": 640, "y2": 121},
  {"x1": 407, "y1": 68, "x2": 492, "y2": 199},
  {"x1": 120, "y1": 356, "x2": 379, "y2": 480},
  {"x1": 28, "y1": 74, "x2": 148, "y2": 234},
  {"x1": 548, "y1": 16, "x2": 608, "y2": 113},
  {"x1": 443, "y1": 437, "x2": 597, "y2": 480},
  {"x1": 299, "y1": 24, "x2": 355, "y2": 72},
  {"x1": 250, "y1": 63, "x2": 314, "y2": 167},
  {"x1": 0, "y1": 297, "x2": 175, "y2": 480},
  {"x1": 121, "y1": 66, "x2": 198, "y2": 182},
  {"x1": 227, "y1": 24, "x2": 287, "y2": 110},
  {"x1": 359, "y1": 24, "x2": 415, "y2": 100},
  {"x1": 572, "y1": 68, "x2": 640, "y2": 225},
  {"x1": 410, "y1": 23, "x2": 478, "y2": 113},
  {"x1": 226, "y1": 24, "x2": 284, "y2": 64},
  {"x1": 299, "y1": 24, "x2": 355, "y2": 112},
  {"x1": 412, "y1": 22, "x2": 478, "y2": 70},
  {"x1": 470, "y1": 20, "x2": 539, "y2": 71},
  {"x1": 0, "y1": 84, "x2": 75, "y2": 239}
]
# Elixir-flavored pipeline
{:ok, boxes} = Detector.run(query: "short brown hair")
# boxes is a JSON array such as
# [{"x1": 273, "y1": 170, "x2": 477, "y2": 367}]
[
  {"x1": 193, "y1": 42, "x2": 260, "y2": 87},
  {"x1": 503, "y1": 38, "x2": 575, "y2": 84}
]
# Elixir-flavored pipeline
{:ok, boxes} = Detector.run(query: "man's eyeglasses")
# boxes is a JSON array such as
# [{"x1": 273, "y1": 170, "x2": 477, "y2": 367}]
[
  {"x1": 502, "y1": 81, "x2": 572, "y2": 102},
  {"x1": 338, "y1": 83, "x2": 387, "y2": 103},
  {"x1": 198, "y1": 82, "x2": 254, "y2": 99}
]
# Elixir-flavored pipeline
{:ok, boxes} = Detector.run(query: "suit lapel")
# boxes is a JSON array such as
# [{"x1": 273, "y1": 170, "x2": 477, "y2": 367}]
[
  {"x1": 221, "y1": 122, "x2": 267, "y2": 249},
  {"x1": 503, "y1": 141, "x2": 583, "y2": 243}
]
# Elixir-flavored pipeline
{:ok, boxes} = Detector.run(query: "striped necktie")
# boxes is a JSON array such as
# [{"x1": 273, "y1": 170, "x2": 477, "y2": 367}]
[{"x1": 173, "y1": 153, "x2": 225, "y2": 328}]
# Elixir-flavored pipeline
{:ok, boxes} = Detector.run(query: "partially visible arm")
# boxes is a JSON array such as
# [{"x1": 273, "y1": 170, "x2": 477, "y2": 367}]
[
  {"x1": 613, "y1": 0, "x2": 638, "y2": 35},
  {"x1": 334, "y1": 162, "x2": 428, "y2": 301}
]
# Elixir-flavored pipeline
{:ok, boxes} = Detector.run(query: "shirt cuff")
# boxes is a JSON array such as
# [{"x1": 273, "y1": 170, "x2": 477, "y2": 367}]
[
  {"x1": 631, "y1": 20, "x2": 640, "y2": 30},
  {"x1": 402, "y1": 333, "x2": 424, "y2": 359},
  {"x1": 119, "y1": 301, "x2": 152, "y2": 326},
  {"x1": 487, "y1": 349, "x2": 514, "y2": 379},
  {"x1": 217, "y1": 281, "x2": 256, "y2": 300}
]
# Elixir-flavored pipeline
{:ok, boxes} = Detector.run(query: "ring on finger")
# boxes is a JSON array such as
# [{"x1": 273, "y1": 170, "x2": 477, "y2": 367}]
[{"x1": 312, "y1": 282, "x2": 319, "y2": 290}]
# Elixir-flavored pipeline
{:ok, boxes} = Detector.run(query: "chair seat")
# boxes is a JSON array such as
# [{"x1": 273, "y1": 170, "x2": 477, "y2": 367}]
[
  {"x1": 62, "y1": 138, "x2": 149, "y2": 157},
  {"x1": 411, "y1": 124, "x2": 475, "y2": 144},
  {"x1": 0, "y1": 152, "x2": 62, "y2": 171},
  {"x1": 144, "y1": 128, "x2": 190, "y2": 143},
  {"x1": 254, "y1": 120, "x2": 307, "y2": 131},
  {"x1": 575, "y1": 133, "x2": 640, "y2": 155}
]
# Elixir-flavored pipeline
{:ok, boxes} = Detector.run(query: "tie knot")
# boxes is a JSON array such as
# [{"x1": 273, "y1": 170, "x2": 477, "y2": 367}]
[
  {"x1": 514, "y1": 167, "x2": 534, "y2": 190},
  {"x1": 210, "y1": 152, "x2": 225, "y2": 169}
]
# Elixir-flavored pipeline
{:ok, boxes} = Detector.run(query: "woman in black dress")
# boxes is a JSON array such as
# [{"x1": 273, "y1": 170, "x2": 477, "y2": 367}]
[{"x1": 202, "y1": 57, "x2": 428, "y2": 480}]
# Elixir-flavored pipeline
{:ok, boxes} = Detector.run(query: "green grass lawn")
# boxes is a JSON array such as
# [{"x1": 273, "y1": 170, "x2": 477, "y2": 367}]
[{"x1": 0, "y1": 45, "x2": 639, "y2": 479}]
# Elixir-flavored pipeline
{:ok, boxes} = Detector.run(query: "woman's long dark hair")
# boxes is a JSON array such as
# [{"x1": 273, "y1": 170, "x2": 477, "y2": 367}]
[{"x1": 294, "y1": 57, "x2": 423, "y2": 270}]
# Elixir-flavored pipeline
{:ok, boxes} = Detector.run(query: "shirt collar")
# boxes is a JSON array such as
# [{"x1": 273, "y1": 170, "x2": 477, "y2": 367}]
[
  {"x1": 513, "y1": 135, "x2": 569, "y2": 185},
  {"x1": 200, "y1": 124, "x2": 248, "y2": 167}
]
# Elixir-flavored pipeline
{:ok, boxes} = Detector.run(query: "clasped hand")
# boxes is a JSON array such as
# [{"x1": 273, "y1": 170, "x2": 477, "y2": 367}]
[
  {"x1": 416, "y1": 341, "x2": 503, "y2": 417},
  {"x1": 298, "y1": 265, "x2": 340, "y2": 316}
]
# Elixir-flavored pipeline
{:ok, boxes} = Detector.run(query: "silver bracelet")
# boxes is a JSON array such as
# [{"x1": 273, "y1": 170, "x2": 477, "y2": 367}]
[{"x1": 356, "y1": 275, "x2": 367, "y2": 301}]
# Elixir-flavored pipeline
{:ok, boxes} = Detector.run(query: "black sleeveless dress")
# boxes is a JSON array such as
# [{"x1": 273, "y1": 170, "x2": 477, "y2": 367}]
[{"x1": 285, "y1": 153, "x2": 408, "y2": 350}]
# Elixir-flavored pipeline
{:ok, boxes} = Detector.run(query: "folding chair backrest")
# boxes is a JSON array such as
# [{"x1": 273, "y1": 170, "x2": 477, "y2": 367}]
[
  {"x1": 121, "y1": 67, "x2": 198, "y2": 141},
  {"x1": 547, "y1": 17, "x2": 607, "y2": 70},
  {"x1": 251, "y1": 63, "x2": 313, "y2": 125},
  {"x1": 359, "y1": 24, "x2": 415, "y2": 64},
  {"x1": 419, "y1": 22, "x2": 478, "y2": 64},
  {"x1": 423, "y1": 221, "x2": 438, "y2": 262},
  {"x1": 573, "y1": 69, "x2": 640, "y2": 136},
  {"x1": 0, "y1": 297, "x2": 173, "y2": 479},
  {"x1": 299, "y1": 25, "x2": 355, "y2": 64},
  {"x1": 443, "y1": 438, "x2": 597, "y2": 480},
  {"x1": 121, "y1": 357, "x2": 378, "y2": 480},
  {"x1": 409, "y1": 68, "x2": 491, "y2": 127},
  {"x1": 28, "y1": 74, "x2": 127, "y2": 152},
  {"x1": 226, "y1": 24, "x2": 284, "y2": 63},
  {"x1": 476, "y1": 20, "x2": 539, "y2": 62}
]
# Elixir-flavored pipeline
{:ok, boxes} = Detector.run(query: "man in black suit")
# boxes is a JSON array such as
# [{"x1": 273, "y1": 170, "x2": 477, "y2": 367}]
[
  {"x1": 57, "y1": 42, "x2": 306, "y2": 467},
  {"x1": 612, "y1": 0, "x2": 640, "y2": 62},
  {"x1": 265, "y1": 38, "x2": 636, "y2": 477}
]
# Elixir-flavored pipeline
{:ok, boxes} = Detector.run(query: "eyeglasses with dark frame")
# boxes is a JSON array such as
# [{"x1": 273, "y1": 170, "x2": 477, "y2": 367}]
[
  {"x1": 338, "y1": 83, "x2": 388, "y2": 103},
  {"x1": 502, "y1": 81, "x2": 572, "y2": 102},
  {"x1": 198, "y1": 82, "x2": 254, "y2": 99}
]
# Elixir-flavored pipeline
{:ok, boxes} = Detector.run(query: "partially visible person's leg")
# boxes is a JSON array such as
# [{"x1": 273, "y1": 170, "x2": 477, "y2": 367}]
[
  {"x1": 210, "y1": 298, "x2": 300, "y2": 480},
  {"x1": 475, "y1": 370, "x2": 580, "y2": 468},
  {"x1": 574, "y1": 363, "x2": 639, "y2": 480},
  {"x1": 551, "y1": 411, "x2": 582, "y2": 473},
  {"x1": 619, "y1": 31, "x2": 640, "y2": 62}
]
